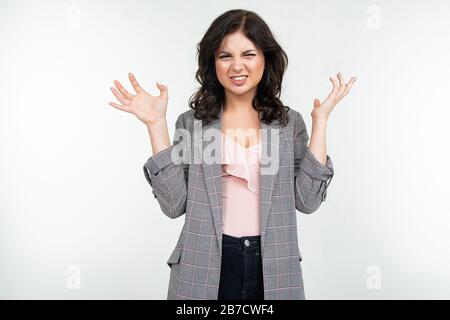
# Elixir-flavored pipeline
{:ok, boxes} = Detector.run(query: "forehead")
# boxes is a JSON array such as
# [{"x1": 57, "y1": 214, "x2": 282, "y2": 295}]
[{"x1": 218, "y1": 31, "x2": 257, "y2": 52}]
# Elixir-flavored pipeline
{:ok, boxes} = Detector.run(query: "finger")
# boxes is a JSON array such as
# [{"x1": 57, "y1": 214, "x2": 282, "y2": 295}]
[
  {"x1": 156, "y1": 81, "x2": 168, "y2": 99},
  {"x1": 313, "y1": 98, "x2": 320, "y2": 108},
  {"x1": 110, "y1": 87, "x2": 130, "y2": 106},
  {"x1": 330, "y1": 76, "x2": 339, "y2": 93},
  {"x1": 341, "y1": 77, "x2": 357, "y2": 97},
  {"x1": 128, "y1": 72, "x2": 144, "y2": 94},
  {"x1": 114, "y1": 80, "x2": 135, "y2": 100},
  {"x1": 109, "y1": 101, "x2": 131, "y2": 113},
  {"x1": 337, "y1": 72, "x2": 345, "y2": 88},
  {"x1": 346, "y1": 76, "x2": 357, "y2": 87}
]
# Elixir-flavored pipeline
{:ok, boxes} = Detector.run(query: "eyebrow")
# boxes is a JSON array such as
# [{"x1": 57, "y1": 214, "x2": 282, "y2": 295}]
[{"x1": 217, "y1": 49, "x2": 257, "y2": 54}]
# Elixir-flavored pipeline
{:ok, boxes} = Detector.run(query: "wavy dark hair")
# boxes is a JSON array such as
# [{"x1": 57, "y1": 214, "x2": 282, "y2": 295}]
[{"x1": 189, "y1": 9, "x2": 290, "y2": 127}]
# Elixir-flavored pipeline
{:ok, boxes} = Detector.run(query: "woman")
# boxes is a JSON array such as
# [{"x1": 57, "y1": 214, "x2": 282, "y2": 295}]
[{"x1": 108, "y1": 9, "x2": 356, "y2": 300}]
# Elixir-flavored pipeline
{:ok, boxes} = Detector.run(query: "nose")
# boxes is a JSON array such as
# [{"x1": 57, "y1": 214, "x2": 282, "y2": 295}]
[
  {"x1": 231, "y1": 61, "x2": 245, "y2": 73},
  {"x1": 230, "y1": 57, "x2": 246, "y2": 67}
]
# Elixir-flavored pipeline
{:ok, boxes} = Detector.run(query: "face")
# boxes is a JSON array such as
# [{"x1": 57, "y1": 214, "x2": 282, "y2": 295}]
[{"x1": 214, "y1": 30, "x2": 265, "y2": 98}]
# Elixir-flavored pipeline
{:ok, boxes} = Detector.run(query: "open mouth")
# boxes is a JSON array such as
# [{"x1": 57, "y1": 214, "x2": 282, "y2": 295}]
[{"x1": 230, "y1": 75, "x2": 248, "y2": 86}]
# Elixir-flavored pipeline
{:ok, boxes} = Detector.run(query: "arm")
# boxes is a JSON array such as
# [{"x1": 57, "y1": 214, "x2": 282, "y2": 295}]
[
  {"x1": 309, "y1": 117, "x2": 328, "y2": 166},
  {"x1": 146, "y1": 118, "x2": 171, "y2": 155},
  {"x1": 107, "y1": 72, "x2": 188, "y2": 219},
  {"x1": 294, "y1": 112, "x2": 334, "y2": 214},
  {"x1": 143, "y1": 114, "x2": 189, "y2": 219},
  {"x1": 294, "y1": 72, "x2": 357, "y2": 213}
]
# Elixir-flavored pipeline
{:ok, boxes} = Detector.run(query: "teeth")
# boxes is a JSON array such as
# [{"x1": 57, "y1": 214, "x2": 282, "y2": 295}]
[{"x1": 231, "y1": 76, "x2": 247, "y2": 81}]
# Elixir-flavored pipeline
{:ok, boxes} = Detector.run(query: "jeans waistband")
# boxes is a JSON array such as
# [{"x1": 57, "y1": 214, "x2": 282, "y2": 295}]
[{"x1": 222, "y1": 233, "x2": 261, "y2": 251}]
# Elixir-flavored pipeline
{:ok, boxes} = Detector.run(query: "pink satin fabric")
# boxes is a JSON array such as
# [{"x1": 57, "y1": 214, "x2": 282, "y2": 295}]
[{"x1": 221, "y1": 132, "x2": 262, "y2": 237}]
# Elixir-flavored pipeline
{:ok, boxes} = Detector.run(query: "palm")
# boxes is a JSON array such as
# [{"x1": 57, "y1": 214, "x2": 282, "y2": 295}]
[
  {"x1": 129, "y1": 92, "x2": 167, "y2": 123},
  {"x1": 109, "y1": 72, "x2": 168, "y2": 125}
]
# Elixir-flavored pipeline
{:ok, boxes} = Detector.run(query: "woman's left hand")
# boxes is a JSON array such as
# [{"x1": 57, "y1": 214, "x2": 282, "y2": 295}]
[{"x1": 311, "y1": 72, "x2": 357, "y2": 120}]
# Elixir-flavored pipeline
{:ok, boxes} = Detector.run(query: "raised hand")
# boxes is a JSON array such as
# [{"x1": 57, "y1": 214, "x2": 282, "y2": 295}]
[
  {"x1": 109, "y1": 72, "x2": 168, "y2": 125},
  {"x1": 311, "y1": 72, "x2": 357, "y2": 119}
]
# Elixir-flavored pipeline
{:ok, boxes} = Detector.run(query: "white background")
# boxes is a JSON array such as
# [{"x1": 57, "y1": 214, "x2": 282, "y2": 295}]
[{"x1": 1, "y1": 0, "x2": 449, "y2": 299}]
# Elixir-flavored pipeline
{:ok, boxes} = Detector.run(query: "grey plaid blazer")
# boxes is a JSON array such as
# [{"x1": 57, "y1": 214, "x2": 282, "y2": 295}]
[{"x1": 143, "y1": 106, "x2": 334, "y2": 300}]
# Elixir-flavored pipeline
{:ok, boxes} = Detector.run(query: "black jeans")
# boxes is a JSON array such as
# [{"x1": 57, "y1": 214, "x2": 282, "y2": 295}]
[{"x1": 218, "y1": 233, "x2": 264, "y2": 300}]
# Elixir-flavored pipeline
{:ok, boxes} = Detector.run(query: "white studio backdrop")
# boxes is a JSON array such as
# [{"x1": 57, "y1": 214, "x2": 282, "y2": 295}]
[{"x1": 1, "y1": 0, "x2": 449, "y2": 299}]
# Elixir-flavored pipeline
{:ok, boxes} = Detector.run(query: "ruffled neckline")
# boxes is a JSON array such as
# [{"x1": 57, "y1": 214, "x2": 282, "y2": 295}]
[{"x1": 221, "y1": 132, "x2": 261, "y2": 194}]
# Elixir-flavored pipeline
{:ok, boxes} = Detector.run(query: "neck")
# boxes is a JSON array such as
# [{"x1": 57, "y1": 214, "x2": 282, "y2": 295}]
[{"x1": 223, "y1": 89, "x2": 257, "y2": 115}]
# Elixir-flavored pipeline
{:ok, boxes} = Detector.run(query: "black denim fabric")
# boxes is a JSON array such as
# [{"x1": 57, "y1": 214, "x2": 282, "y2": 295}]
[{"x1": 218, "y1": 233, "x2": 264, "y2": 300}]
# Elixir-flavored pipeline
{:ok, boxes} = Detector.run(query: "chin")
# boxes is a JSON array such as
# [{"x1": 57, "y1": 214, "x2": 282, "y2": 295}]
[
  {"x1": 225, "y1": 84, "x2": 255, "y2": 95},
  {"x1": 227, "y1": 88, "x2": 251, "y2": 96}
]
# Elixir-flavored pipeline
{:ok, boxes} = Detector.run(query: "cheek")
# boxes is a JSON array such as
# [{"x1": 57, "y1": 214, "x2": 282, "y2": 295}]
[
  {"x1": 215, "y1": 62, "x2": 228, "y2": 78},
  {"x1": 250, "y1": 60, "x2": 265, "y2": 77}
]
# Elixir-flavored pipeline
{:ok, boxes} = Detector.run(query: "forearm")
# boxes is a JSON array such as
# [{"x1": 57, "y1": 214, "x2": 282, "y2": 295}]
[
  {"x1": 146, "y1": 119, "x2": 171, "y2": 156},
  {"x1": 308, "y1": 117, "x2": 328, "y2": 166}
]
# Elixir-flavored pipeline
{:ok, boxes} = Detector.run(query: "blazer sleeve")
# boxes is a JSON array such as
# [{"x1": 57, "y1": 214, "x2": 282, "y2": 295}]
[
  {"x1": 293, "y1": 111, "x2": 334, "y2": 214},
  {"x1": 143, "y1": 113, "x2": 189, "y2": 219}
]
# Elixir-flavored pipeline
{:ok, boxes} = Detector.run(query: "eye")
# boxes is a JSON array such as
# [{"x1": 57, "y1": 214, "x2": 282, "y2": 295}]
[{"x1": 218, "y1": 53, "x2": 256, "y2": 59}]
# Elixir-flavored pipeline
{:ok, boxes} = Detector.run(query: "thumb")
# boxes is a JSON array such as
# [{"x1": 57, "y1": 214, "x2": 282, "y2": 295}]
[
  {"x1": 156, "y1": 81, "x2": 168, "y2": 99},
  {"x1": 313, "y1": 98, "x2": 321, "y2": 108}
]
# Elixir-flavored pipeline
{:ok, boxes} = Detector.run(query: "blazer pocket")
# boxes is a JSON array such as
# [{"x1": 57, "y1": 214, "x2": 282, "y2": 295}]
[{"x1": 166, "y1": 247, "x2": 183, "y2": 268}]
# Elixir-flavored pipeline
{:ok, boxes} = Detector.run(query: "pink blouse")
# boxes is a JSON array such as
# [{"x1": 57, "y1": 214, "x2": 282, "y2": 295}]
[{"x1": 221, "y1": 133, "x2": 262, "y2": 237}]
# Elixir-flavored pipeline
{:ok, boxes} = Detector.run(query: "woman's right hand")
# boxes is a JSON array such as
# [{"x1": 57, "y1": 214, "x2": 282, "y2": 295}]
[{"x1": 109, "y1": 72, "x2": 168, "y2": 126}]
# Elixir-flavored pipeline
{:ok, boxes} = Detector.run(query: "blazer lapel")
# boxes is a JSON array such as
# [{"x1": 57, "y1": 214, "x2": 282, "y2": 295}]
[
  {"x1": 259, "y1": 119, "x2": 283, "y2": 250},
  {"x1": 201, "y1": 106, "x2": 282, "y2": 255},
  {"x1": 201, "y1": 107, "x2": 224, "y2": 256}
]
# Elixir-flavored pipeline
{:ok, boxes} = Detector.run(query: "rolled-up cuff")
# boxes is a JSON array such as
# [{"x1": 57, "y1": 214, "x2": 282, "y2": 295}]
[
  {"x1": 299, "y1": 149, "x2": 334, "y2": 202},
  {"x1": 145, "y1": 146, "x2": 175, "y2": 176},
  {"x1": 299, "y1": 148, "x2": 334, "y2": 181}
]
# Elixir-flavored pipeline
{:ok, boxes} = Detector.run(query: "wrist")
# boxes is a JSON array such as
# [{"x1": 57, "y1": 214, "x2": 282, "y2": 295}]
[
  {"x1": 311, "y1": 116, "x2": 329, "y2": 125},
  {"x1": 146, "y1": 117, "x2": 167, "y2": 128}
]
